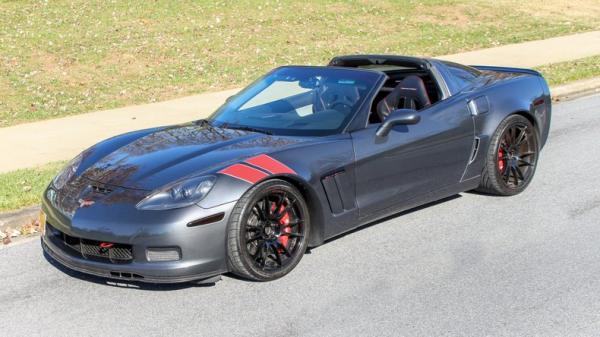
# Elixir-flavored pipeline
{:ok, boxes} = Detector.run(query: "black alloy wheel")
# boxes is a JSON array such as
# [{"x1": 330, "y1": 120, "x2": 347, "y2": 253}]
[
  {"x1": 477, "y1": 114, "x2": 539, "y2": 196},
  {"x1": 227, "y1": 179, "x2": 310, "y2": 281}
]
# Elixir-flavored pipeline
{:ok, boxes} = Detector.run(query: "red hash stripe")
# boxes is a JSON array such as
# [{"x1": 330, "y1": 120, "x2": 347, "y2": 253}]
[
  {"x1": 219, "y1": 163, "x2": 269, "y2": 184},
  {"x1": 245, "y1": 154, "x2": 296, "y2": 175}
]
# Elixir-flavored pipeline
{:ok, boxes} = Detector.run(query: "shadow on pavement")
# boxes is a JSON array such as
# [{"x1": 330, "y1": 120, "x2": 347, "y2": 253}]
[{"x1": 321, "y1": 194, "x2": 462, "y2": 246}]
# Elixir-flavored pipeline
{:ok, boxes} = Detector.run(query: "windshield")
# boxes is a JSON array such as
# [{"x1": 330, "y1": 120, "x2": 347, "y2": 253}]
[{"x1": 209, "y1": 66, "x2": 381, "y2": 136}]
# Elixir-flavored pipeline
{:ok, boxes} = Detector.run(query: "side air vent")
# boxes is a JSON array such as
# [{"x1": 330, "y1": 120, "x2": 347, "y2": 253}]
[
  {"x1": 469, "y1": 137, "x2": 480, "y2": 163},
  {"x1": 321, "y1": 170, "x2": 355, "y2": 215}
]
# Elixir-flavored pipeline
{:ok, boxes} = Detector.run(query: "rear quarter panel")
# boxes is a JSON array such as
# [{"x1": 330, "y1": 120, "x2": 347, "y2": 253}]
[{"x1": 460, "y1": 68, "x2": 551, "y2": 180}]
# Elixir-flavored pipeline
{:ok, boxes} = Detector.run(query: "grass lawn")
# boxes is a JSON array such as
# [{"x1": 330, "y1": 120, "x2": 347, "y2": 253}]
[
  {"x1": 1, "y1": 0, "x2": 600, "y2": 127},
  {"x1": 535, "y1": 55, "x2": 600, "y2": 86},
  {"x1": 0, "y1": 161, "x2": 64, "y2": 212}
]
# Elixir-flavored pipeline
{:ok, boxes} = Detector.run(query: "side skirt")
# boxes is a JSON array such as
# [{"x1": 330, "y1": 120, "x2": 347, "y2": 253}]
[{"x1": 322, "y1": 178, "x2": 480, "y2": 243}]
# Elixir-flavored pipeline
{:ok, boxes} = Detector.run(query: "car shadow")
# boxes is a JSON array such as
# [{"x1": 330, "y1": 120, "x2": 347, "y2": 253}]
[
  {"x1": 466, "y1": 189, "x2": 508, "y2": 197},
  {"x1": 319, "y1": 194, "x2": 462, "y2": 246},
  {"x1": 44, "y1": 193, "x2": 462, "y2": 290}
]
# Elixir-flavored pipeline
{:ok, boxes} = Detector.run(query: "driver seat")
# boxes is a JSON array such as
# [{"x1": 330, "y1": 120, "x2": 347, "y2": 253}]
[{"x1": 376, "y1": 75, "x2": 431, "y2": 121}]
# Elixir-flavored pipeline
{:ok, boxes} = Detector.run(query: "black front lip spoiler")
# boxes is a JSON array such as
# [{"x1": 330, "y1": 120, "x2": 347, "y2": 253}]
[{"x1": 42, "y1": 237, "x2": 223, "y2": 284}]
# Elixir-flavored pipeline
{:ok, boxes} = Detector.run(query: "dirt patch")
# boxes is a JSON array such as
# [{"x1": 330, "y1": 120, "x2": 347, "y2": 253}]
[
  {"x1": 505, "y1": 0, "x2": 600, "y2": 22},
  {"x1": 415, "y1": 4, "x2": 488, "y2": 29}
]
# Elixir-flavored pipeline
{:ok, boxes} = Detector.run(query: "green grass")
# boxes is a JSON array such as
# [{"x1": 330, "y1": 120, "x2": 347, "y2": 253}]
[
  {"x1": 1, "y1": 0, "x2": 599, "y2": 127},
  {"x1": 0, "y1": 161, "x2": 64, "y2": 212},
  {"x1": 536, "y1": 55, "x2": 600, "y2": 86}
]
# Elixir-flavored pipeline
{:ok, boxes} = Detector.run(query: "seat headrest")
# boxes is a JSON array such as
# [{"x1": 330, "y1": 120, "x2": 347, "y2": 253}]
[{"x1": 376, "y1": 75, "x2": 432, "y2": 121}]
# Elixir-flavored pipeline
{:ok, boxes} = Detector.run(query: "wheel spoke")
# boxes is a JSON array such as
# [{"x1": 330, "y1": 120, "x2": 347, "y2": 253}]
[
  {"x1": 275, "y1": 241, "x2": 292, "y2": 257},
  {"x1": 520, "y1": 152, "x2": 535, "y2": 158},
  {"x1": 515, "y1": 127, "x2": 527, "y2": 147},
  {"x1": 509, "y1": 127, "x2": 517, "y2": 143},
  {"x1": 275, "y1": 194, "x2": 285, "y2": 211},
  {"x1": 280, "y1": 232, "x2": 304, "y2": 238},
  {"x1": 283, "y1": 219, "x2": 303, "y2": 228},
  {"x1": 247, "y1": 234, "x2": 262, "y2": 243},
  {"x1": 501, "y1": 163, "x2": 510, "y2": 181},
  {"x1": 274, "y1": 196, "x2": 288, "y2": 218},
  {"x1": 515, "y1": 166, "x2": 525, "y2": 181},
  {"x1": 252, "y1": 241, "x2": 265, "y2": 260},
  {"x1": 259, "y1": 242, "x2": 268, "y2": 268},
  {"x1": 511, "y1": 167, "x2": 519, "y2": 186},
  {"x1": 518, "y1": 159, "x2": 533, "y2": 167},
  {"x1": 255, "y1": 203, "x2": 267, "y2": 221},
  {"x1": 272, "y1": 244, "x2": 282, "y2": 266},
  {"x1": 503, "y1": 132, "x2": 511, "y2": 146},
  {"x1": 262, "y1": 197, "x2": 271, "y2": 219}
]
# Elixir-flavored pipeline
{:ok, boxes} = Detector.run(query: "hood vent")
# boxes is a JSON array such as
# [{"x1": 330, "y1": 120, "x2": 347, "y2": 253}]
[{"x1": 91, "y1": 184, "x2": 114, "y2": 195}]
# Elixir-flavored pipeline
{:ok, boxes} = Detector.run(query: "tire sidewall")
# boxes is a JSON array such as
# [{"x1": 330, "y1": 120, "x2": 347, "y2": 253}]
[
  {"x1": 228, "y1": 179, "x2": 310, "y2": 281},
  {"x1": 489, "y1": 115, "x2": 539, "y2": 195}
]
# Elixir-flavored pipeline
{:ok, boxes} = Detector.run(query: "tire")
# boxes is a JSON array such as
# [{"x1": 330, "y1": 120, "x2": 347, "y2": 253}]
[
  {"x1": 476, "y1": 114, "x2": 539, "y2": 196},
  {"x1": 227, "y1": 179, "x2": 310, "y2": 281}
]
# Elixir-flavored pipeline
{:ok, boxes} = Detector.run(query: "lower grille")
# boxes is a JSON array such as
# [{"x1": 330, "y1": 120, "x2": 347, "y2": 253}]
[{"x1": 46, "y1": 223, "x2": 133, "y2": 264}]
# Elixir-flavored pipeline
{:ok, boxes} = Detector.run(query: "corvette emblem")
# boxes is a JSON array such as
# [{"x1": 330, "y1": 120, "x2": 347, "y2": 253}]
[{"x1": 78, "y1": 198, "x2": 95, "y2": 208}]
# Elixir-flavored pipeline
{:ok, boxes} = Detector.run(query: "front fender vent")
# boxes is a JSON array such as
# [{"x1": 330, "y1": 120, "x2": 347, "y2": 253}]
[{"x1": 469, "y1": 137, "x2": 480, "y2": 163}]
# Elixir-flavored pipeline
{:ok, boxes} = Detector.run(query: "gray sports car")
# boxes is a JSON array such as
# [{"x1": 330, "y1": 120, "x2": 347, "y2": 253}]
[{"x1": 41, "y1": 55, "x2": 551, "y2": 283}]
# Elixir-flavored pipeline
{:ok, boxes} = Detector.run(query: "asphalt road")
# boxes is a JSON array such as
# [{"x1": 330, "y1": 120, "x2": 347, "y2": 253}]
[{"x1": 2, "y1": 94, "x2": 600, "y2": 337}]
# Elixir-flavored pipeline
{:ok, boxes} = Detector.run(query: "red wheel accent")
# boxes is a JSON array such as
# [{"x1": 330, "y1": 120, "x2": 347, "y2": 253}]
[{"x1": 497, "y1": 147, "x2": 505, "y2": 172}]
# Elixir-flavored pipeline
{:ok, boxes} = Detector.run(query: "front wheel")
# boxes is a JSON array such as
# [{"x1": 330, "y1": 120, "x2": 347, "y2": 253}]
[
  {"x1": 476, "y1": 114, "x2": 539, "y2": 196},
  {"x1": 227, "y1": 179, "x2": 310, "y2": 281}
]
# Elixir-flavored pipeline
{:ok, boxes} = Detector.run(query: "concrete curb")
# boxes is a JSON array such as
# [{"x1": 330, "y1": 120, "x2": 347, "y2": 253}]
[
  {"x1": 1, "y1": 78, "x2": 599, "y2": 233},
  {"x1": 0, "y1": 205, "x2": 40, "y2": 233},
  {"x1": 551, "y1": 77, "x2": 600, "y2": 102}
]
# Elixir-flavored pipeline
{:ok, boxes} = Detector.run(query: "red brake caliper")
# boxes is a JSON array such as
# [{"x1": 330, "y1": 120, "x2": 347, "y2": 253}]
[
  {"x1": 498, "y1": 147, "x2": 505, "y2": 172},
  {"x1": 272, "y1": 203, "x2": 291, "y2": 248}
]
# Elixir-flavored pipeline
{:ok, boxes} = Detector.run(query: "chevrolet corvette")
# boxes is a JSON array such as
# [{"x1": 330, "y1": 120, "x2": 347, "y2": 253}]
[{"x1": 41, "y1": 55, "x2": 551, "y2": 283}]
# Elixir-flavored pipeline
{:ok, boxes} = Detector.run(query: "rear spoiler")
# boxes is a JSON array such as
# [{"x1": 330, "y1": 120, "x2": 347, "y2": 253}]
[{"x1": 470, "y1": 65, "x2": 542, "y2": 77}]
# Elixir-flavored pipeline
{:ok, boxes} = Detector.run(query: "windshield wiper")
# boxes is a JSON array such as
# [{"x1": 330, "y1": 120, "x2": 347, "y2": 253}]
[{"x1": 220, "y1": 124, "x2": 273, "y2": 135}]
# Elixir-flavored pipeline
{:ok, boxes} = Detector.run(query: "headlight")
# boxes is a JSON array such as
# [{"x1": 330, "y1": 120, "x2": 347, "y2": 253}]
[
  {"x1": 136, "y1": 175, "x2": 216, "y2": 211},
  {"x1": 52, "y1": 153, "x2": 83, "y2": 189}
]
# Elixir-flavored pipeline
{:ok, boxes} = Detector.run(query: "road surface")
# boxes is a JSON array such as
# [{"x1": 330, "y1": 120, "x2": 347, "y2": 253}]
[{"x1": 2, "y1": 94, "x2": 600, "y2": 336}]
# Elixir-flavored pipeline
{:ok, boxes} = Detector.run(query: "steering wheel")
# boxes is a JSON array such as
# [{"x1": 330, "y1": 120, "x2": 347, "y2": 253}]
[{"x1": 326, "y1": 95, "x2": 355, "y2": 113}]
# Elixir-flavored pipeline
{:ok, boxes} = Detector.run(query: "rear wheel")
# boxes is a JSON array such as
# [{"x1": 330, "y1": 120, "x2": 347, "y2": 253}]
[
  {"x1": 227, "y1": 179, "x2": 310, "y2": 281},
  {"x1": 477, "y1": 115, "x2": 539, "y2": 196}
]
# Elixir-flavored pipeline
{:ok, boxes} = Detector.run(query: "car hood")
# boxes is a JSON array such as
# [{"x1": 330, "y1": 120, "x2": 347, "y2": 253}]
[{"x1": 82, "y1": 123, "x2": 306, "y2": 190}]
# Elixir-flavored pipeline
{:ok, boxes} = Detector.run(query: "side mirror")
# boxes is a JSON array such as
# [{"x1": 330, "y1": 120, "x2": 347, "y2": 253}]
[{"x1": 376, "y1": 109, "x2": 420, "y2": 137}]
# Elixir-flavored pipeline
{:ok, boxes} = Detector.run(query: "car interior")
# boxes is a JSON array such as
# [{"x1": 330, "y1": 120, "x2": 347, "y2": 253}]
[
  {"x1": 333, "y1": 61, "x2": 443, "y2": 124},
  {"x1": 364, "y1": 66, "x2": 442, "y2": 124}
]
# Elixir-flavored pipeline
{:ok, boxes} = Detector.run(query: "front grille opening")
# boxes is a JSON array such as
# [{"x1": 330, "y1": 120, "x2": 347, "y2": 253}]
[{"x1": 46, "y1": 223, "x2": 133, "y2": 264}]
